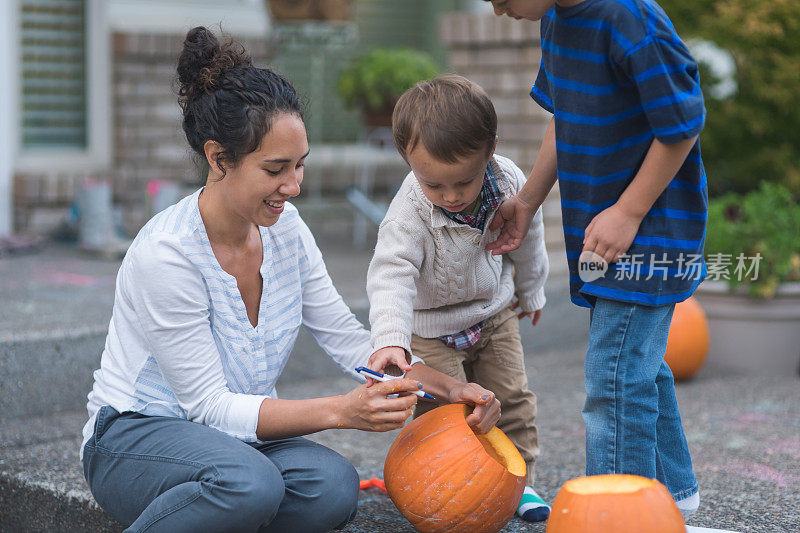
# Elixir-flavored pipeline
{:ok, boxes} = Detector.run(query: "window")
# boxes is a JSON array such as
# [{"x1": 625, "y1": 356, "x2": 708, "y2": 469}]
[
  {"x1": 15, "y1": 0, "x2": 111, "y2": 171},
  {"x1": 19, "y1": 0, "x2": 88, "y2": 150}
]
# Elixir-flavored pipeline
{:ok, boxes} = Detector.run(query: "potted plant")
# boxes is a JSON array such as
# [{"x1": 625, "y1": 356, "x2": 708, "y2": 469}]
[
  {"x1": 654, "y1": 0, "x2": 800, "y2": 376},
  {"x1": 694, "y1": 182, "x2": 800, "y2": 375},
  {"x1": 337, "y1": 48, "x2": 439, "y2": 128},
  {"x1": 267, "y1": 0, "x2": 352, "y2": 22}
]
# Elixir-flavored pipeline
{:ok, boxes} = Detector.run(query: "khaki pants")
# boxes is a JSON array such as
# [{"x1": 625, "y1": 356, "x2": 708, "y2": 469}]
[{"x1": 411, "y1": 306, "x2": 539, "y2": 485}]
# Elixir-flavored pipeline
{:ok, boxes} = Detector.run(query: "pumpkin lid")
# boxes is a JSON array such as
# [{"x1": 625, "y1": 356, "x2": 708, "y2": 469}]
[
  {"x1": 563, "y1": 474, "x2": 660, "y2": 495},
  {"x1": 451, "y1": 404, "x2": 526, "y2": 478}
]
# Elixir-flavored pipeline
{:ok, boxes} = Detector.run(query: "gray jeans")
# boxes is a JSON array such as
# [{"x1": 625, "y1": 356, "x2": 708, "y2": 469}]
[{"x1": 82, "y1": 406, "x2": 359, "y2": 532}]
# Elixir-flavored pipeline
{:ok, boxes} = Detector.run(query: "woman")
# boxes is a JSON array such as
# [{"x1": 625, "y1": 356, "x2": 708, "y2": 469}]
[{"x1": 81, "y1": 27, "x2": 501, "y2": 533}]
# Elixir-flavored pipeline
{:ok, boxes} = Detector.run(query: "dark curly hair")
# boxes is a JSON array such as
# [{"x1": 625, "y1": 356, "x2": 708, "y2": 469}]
[{"x1": 177, "y1": 26, "x2": 304, "y2": 179}]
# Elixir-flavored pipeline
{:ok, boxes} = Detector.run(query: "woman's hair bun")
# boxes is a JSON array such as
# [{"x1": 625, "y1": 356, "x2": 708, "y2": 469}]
[{"x1": 177, "y1": 26, "x2": 251, "y2": 108}]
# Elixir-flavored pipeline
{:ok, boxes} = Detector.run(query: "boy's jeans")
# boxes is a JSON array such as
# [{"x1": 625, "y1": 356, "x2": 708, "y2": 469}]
[
  {"x1": 584, "y1": 297, "x2": 698, "y2": 501},
  {"x1": 83, "y1": 406, "x2": 359, "y2": 532}
]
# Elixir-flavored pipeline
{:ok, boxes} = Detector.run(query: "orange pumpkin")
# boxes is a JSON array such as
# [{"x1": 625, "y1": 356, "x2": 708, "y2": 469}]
[
  {"x1": 665, "y1": 296, "x2": 710, "y2": 380},
  {"x1": 546, "y1": 474, "x2": 685, "y2": 533},
  {"x1": 384, "y1": 403, "x2": 525, "y2": 533}
]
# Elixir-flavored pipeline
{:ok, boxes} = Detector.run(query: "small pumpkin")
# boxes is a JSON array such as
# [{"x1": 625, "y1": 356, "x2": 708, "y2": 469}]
[
  {"x1": 546, "y1": 474, "x2": 684, "y2": 533},
  {"x1": 665, "y1": 296, "x2": 710, "y2": 380},
  {"x1": 384, "y1": 403, "x2": 525, "y2": 533}
]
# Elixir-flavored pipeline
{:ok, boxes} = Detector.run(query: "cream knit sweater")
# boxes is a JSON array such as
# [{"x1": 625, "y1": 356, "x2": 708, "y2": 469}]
[{"x1": 367, "y1": 154, "x2": 549, "y2": 353}]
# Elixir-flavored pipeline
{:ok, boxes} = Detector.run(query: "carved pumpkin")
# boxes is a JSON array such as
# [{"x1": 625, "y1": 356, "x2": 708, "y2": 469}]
[
  {"x1": 384, "y1": 403, "x2": 525, "y2": 533},
  {"x1": 665, "y1": 296, "x2": 710, "y2": 380},
  {"x1": 546, "y1": 475, "x2": 684, "y2": 533}
]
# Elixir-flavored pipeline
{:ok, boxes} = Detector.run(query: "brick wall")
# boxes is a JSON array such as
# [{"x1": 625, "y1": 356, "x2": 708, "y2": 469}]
[
  {"x1": 112, "y1": 32, "x2": 273, "y2": 231},
  {"x1": 440, "y1": 13, "x2": 551, "y2": 174},
  {"x1": 440, "y1": 13, "x2": 566, "y2": 266}
]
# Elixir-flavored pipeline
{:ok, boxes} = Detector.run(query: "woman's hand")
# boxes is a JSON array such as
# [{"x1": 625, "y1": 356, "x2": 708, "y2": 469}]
[
  {"x1": 486, "y1": 195, "x2": 538, "y2": 255},
  {"x1": 338, "y1": 379, "x2": 420, "y2": 432},
  {"x1": 448, "y1": 383, "x2": 501, "y2": 434},
  {"x1": 365, "y1": 346, "x2": 413, "y2": 386}
]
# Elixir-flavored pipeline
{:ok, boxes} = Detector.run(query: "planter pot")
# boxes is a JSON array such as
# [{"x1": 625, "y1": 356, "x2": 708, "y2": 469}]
[
  {"x1": 267, "y1": 0, "x2": 351, "y2": 21},
  {"x1": 362, "y1": 104, "x2": 395, "y2": 128},
  {"x1": 694, "y1": 280, "x2": 800, "y2": 376}
]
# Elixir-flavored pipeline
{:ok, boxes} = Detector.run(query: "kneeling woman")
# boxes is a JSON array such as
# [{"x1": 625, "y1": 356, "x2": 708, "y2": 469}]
[{"x1": 81, "y1": 27, "x2": 500, "y2": 533}]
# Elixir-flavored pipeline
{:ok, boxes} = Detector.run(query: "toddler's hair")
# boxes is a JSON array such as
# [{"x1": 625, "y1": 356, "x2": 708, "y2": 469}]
[{"x1": 392, "y1": 75, "x2": 497, "y2": 164}]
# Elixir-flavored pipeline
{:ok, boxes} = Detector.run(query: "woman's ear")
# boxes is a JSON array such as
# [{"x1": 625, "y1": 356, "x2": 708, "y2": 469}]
[{"x1": 203, "y1": 140, "x2": 225, "y2": 177}]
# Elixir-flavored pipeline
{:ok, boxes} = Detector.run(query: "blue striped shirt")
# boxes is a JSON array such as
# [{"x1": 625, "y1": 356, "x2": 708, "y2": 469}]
[{"x1": 531, "y1": 0, "x2": 708, "y2": 307}]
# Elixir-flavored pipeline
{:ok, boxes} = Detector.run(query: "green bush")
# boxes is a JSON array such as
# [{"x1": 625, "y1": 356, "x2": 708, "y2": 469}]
[
  {"x1": 337, "y1": 48, "x2": 439, "y2": 111},
  {"x1": 659, "y1": 0, "x2": 800, "y2": 199},
  {"x1": 706, "y1": 182, "x2": 800, "y2": 297}
]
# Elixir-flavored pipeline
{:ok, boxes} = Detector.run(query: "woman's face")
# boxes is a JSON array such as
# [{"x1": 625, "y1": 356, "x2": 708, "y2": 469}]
[{"x1": 218, "y1": 112, "x2": 309, "y2": 227}]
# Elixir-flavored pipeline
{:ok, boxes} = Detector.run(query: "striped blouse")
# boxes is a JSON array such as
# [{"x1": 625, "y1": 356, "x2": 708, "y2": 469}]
[
  {"x1": 81, "y1": 189, "x2": 392, "y2": 457},
  {"x1": 532, "y1": 0, "x2": 708, "y2": 307}
]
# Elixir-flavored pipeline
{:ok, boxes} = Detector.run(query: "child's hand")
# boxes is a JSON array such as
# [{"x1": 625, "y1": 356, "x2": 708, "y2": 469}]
[
  {"x1": 366, "y1": 346, "x2": 413, "y2": 386},
  {"x1": 448, "y1": 383, "x2": 501, "y2": 434},
  {"x1": 519, "y1": 309, "x2": 543, "y2": 327},
  {"x1": 512, "y1": 301, "x2": 542, "y2": 326},
  {"x1": 486, "y1": 195, "x2": 538, "y2": 255},
  {"x1": 583, "y1": 203, "x2": 643, "y2": 265}
]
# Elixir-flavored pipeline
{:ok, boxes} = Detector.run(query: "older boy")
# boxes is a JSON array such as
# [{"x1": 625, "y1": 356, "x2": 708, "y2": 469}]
[
  {"x1": 484, "y1": 0, "x2": 705, "y2": 517},
  {"x1": 366, "y1": 75, "x2": 551, "y2": 522}
]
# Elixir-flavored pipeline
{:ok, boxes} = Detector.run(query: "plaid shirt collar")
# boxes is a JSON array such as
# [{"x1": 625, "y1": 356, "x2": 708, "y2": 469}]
[
  {"x1": 439, "y1": 162, "x2": 502, "y2": 232},
  {"x1": 438, "y1": 319, "x2": 487, "y2": 351}
]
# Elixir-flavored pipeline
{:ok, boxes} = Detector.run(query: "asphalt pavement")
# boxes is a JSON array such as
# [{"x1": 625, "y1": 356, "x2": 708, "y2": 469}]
[{"x1": 1, "y1": 234, "x2": 798, "y2": 532}]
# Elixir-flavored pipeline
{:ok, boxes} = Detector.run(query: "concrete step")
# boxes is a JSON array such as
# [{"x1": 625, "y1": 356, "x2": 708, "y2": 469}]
[
  {"x1": 1, "y1": 346, "x2": 592, "y2": 533},
  {"x1": 4, "y1": 348, "x2": 795, "y2": 532}
]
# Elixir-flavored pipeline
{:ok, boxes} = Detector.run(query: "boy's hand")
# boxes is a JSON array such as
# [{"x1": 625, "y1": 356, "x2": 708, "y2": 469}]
[
  {"x1": 366, "y1": 347, "x2": 413, "y2": 386},
  {"x1": 486, "y1": 195, "x2": 538, "y2": 255},
  {"x1": 511, "y1": 301, "x2": 542, "y2": 326},
  {"x1": 582, "y1": 203, "x2": 643, "y2": 265},
  {"x1": 519, "y1": 309, "x2": 542, "y2": 326},
  {"x1": 448, "y1": 383, "x2": 501, "y2": 434}
]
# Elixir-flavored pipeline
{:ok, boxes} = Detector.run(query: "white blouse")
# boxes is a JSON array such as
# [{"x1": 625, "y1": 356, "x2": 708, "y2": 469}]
[{"x1": 81, "y1": 189, "x2": 406, "y2": 457}]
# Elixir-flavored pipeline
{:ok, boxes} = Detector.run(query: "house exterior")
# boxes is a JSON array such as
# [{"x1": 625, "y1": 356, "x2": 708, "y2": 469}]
[
  {"x1": 3, "y1": 0, "x2": 551, "y2": 240},
  {"x1": 4, "y1": 0, "x2": 271, "y2": 237}
]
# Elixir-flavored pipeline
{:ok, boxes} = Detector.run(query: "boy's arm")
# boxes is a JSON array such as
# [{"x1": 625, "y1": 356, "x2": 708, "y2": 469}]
[
  {"x1": 366, "y1": 219, "x2": 424, "y2": 356},
  {"x1": 582, "y1": 135, "x2": 697, "y2": 265},
  {"x1": 504, "y1": 164, "x2": 549, "y2": 313},
  {"x1": 487, "y1": 116, "x2": 558, "y2": 255},
  {"x1": 586, "y1": 20, "x2": 705, "y2": 264}
]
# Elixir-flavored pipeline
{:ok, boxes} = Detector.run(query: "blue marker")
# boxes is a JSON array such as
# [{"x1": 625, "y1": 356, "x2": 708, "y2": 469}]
[{"x1": 355, "y1": 366, "x2": 436, "y2": 400}]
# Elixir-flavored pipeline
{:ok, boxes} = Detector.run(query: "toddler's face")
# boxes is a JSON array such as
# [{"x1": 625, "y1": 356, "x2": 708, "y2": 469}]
[
  {"x1": 485, "y1": 0, "x2": 555, "y2": 21},
  {"x1": 407, "y1": 144, "x2": 490, "y2": 213}
]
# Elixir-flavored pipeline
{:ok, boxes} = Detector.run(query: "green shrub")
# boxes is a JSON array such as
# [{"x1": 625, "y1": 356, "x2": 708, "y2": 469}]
[
  {"x1": 706, "y1": 182, "x2": 800, "y2": 297},
  {"x1": 659, "y1": 0, "x2": 800, "y2": 199},
  {"x1": 337, "y1": 48, "x2": 439, "y2": 111}
]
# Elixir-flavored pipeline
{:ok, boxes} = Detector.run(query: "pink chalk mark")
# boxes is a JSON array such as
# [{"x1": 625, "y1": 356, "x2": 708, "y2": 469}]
[
  {"x1": 728, "y1": 462, "x2": 800, "y2": 487},
  {"x1": 734, "y1": 413, "x2": 774, "y2": 424},
  {"x1": 765, "y1": 438, "x2": 800, "y2": 458},
  {"x1": 42, "y1": 272, "x2": 103, "y2": 287}
]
